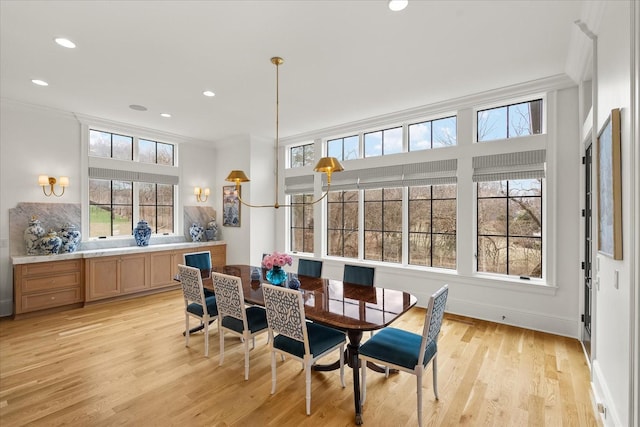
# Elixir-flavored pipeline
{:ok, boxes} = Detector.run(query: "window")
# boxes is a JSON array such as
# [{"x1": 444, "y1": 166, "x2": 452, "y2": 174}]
[
  {"x1": 364, "y1": 188, "x2": 402, "y2": 263},
  {"x1": 477, "y1": 179, "x2": 542, "y2": 278},
  {"x1": 327, "y1": 190, "x2": 359, "y2": 258},
  {"x1": 88, "y1": 129, "x2": 178, "y2": 238},
  {"x1": 290, "y1": 143, "x2": 314, "y2": 167},
  {"x1": 327, "y1": 135, "x2": 359, "y2": 161},
  {"x1": 408, "y1": 184, "x2": 457, "y2": 269},
  {"x1": 409, "y1": 116, "x2": 457, "y2": 151},
  {"x1": 290, "y1": 193, "x2": 314, "y2": 253},
  {"x1": 364, "y1": 127, "x2": 402, "y2": 157},
  {"x1": 477, "y1": 99, "x2": 543, "y2": 142}
]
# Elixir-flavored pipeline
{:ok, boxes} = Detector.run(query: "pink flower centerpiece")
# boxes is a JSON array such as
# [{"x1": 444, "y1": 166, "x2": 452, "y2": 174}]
[{"x1": 262, "y1": 251, "x2": 293, "y2": 285}]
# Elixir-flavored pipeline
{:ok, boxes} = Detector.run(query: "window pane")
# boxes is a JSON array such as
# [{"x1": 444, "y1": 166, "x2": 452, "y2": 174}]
[
  {"x1": 89, "y1": 205, "x2": 111, "y2": 237},
  {"x1": 508, "y1": 100, "x2": 542, "y2": 137},
  {"x1": 344, "y1": 231, "x2": 358, "y2": 258},
  {"x1": 344, "y1": 136, "x2": 359, "y2": 160},
  {"x1": 112, "y1": 206, "x2": 132, "y2": 236},
  {"x1": 409, "y1": 233, "x2": 431, "y2": 266},
  {"x1": 157, "y1": 206, "x2": 173, "y2": 234},
  {"x1": 303, "y1": 144, "x2": 314, "y2": 166},
  {"x1": 508, "y1": 178, "x2": 541, "y2": 197},
  {"x1": 409, "y1": 200, "x2": 431, "y2": 231},
  {"x1": 140, "y1": 206, "x2": 157, "y2": 231},
  {"x1": 409, "y1": 121, "x2": 431, "y2": 151},
  {"x1": 432, "y1": 199, "x2": 456, "y2": 233},
  {"x1": 509, "y1": 237, "x2": 542, "y2": 278},
  {"x1": 364, "y1": 231, "x2": 382, "y2": 261},
  {"x1": 89, "y1": 179, "x2": 111, "y2": 204},
  {"x1": 508, "y1": 198, "x2": 541, "y2": 237},
  {"x1": 292, "y1": 229, "x2": 304, "y2": 253},
  {"x1": 364, "y1": 131, "x2": 382, "y2": 157},
  {"x1": 364, "y1": 201, "x2": 382, "y2": 230},
  {"x1": 157, "y1": 142, "x2": 174, "y2": 165},
  {"x1": 478, "y1": 236, "x2": 507, "y2": 274},
  {"x1": 478, "y1": 198, "x2": 507, "y2": 235},
  {"x1": 113, "y1": 181, "x2": 133, "y2": 204},
  {"x1": 157, "y1": 184, "x2": 174, "y2": 205},
  {"x1": 383, "y1": 231, "x2": 402, "y2": 262},
  {"x1": 291, "y1": 146, "x2": 304, "y2": 167},
  {"x1": 139, "y1": 182, "x2": 156, "y2": 205},
  {"x1": 432, "y1": 234, "x2": 456, "y2": 269},
  {"x1": 327, "y1": 202, "x2": 344, "y2": 229},
  {"x1": 328, "y1": 230, "x2": 343, "y2": 256},
  {"x1": 383, "y1": 127, "x2": 402, "y2": 155},
  {"x1": 327, "y1": 139, "x2": 342, "y2": 160},
  {"x1": 433, "y1": 183, "x2": 457, "y2": 199},
  {"x1": 478, "y1": 181, "x2": 507, "y2": 197},
  {"x1": 303, "y1": 229, "x2": 314, "y2": 253},
  {"x1": 432, "y1": 116, "x2": 457, "y2": 148},
  {"x1": 478, "y1": 106, "x2": 507, "y2": 142},
  {"x1": 138, "y1": 139, "x2": 156, "y2": 164},
  {"x1": 112, "y1": 134, "x2": 133, "y2": 160},
  {"x1": 383, "y1": 200, "x2": 402, "y2": 231},
  {"x1": 89, "y1": 130, "x2": 111, "y2": 158}
]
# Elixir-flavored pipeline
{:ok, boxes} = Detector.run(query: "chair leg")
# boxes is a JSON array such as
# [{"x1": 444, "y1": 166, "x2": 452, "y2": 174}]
[
  {"x1": 361, "y1": 359, "x2": 367, "y2": 405},
  {"x1": 339, "y1": 344, "x2": 345, "y2": 387},
  {"x1": 271, "y1": 351, "x2": 277, "y2": 395},
  {"x1": 432, "y1": 355, "x2": 439, "y2": 400},
  {"x1": 244, "y1": 333, "x2": 250, "y2": 380},
  {"x1": 203, "y1": 317, "x2": 209, "y2": 357},
  {"x1": 305, "y1": 359, "x2": 311, "y2": 415},
  {"x1": 417, "y1": 371, "x2": 423, "y2": 427},
  {"x1": 219, "y1": 330, "x2": 225, "y2": 366},
  {"x1": 185, "y1": 314, "x2": 190, "y2": 347}
]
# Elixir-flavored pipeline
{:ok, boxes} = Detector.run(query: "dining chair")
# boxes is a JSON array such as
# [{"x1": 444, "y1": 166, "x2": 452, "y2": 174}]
[
  {"x1": 211, "y1": 272, "x2": 268, "y2": 380},
  {"x1": 183, "y1": 251, "x2": 215, "y2": 297},
  {"x1": 358, "y1": 284, "x2": 449, "y2": 427},
  {"x1": 297, "y1": 259, "x2": 323, "y2": 278},
  {"x1": 262, "y1": 284, "x2": 346, "y2": 415},
  {"x1": 343, "y1": 264, "x2": 375, "y2": 286},
  {"x1": 178, "y1": 264, "x2": 219, "y2": 357}
]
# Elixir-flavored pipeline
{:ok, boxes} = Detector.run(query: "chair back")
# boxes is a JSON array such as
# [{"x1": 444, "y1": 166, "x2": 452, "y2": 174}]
[
  {"x1": 183, "y1": 251, "x2": 212, "y2": 271},
  {"x1": 297, "y1": 259, "x2": 323, "y2": 278},
  {"x1": 211, "y1": 272, "x2": 246, "y2": 325},
  {"x1": 418, "y1": 285, "x2": 449, "y2": 366},
  {"x1": 178, "y1": 264, "x2": 209, "y2": 314},
  {"x1": 262, "y1": 284, "x2": 309, "y2": 353},
  {"x1": 343, "y1": 264, "x2": 375, "y2": 286}
]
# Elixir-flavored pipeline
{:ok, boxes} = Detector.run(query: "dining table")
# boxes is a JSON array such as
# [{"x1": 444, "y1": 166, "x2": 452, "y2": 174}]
[{"x1": 193, "y1": 264, "x2": 417, "y2": 425}]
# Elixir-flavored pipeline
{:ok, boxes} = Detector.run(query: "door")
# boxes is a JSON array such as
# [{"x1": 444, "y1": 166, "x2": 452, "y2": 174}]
[{"x1": 582, "y1": 143, "x2": 593, "y2": 358}]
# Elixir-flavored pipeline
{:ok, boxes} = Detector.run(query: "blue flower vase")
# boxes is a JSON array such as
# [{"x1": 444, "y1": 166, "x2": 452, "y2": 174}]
[
  {"x1": 134, "y1": 220, "x2": 152, "y2": 246},
  {"x1": 189, "y1": 223, "x2": 204, "y2": 242},
  {"x1": 288, "y1": 276, "x2": 301, "y2": 290},
  {"x1": 266, "y1": 266, "x2": 287, "y2": 286},
  {"x1": 60, "y1": 223, "x2": 81, "y2": 253}
]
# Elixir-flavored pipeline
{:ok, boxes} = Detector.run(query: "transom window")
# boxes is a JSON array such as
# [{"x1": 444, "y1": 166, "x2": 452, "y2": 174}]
[
  {"x1": 477, "y1": 99, "x2": 543, "y2": 142},
  {"x1": 364, "y1": 126, "x2": 402, "y2": 157},
  {"x1": 139, "y1": 139, "x2": 174, "y2": 165},
  {"x1": 327, "y1": 135, "x2": 359, "y2": 161},
  {"x1": 477, "y1": 179, "x2": 542, "y2": 278},
  {"x1": 409, "y1": 116, "x2": 458, "y2": 151},
  {"x1": 90, "y1": 130, "x2": 132, "y2": 160},
  {"x1": 290, "y1": 143, "x2": 314, "y2": 167}
]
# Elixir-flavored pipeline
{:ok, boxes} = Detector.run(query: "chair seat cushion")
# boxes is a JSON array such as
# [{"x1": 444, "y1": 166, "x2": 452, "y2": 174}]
[
  {"x1": 187, "y1": 295, "x2": 218, "y2": 317},
  {"x1": 359, "y1": 327, "x2": 437, "y2": 370},
  {"x1": 274, "y1": 322, "x2": 345, "y2": 358},
  {"x1": 221, "y1": 306, "x2": 268, "y2": 334}
]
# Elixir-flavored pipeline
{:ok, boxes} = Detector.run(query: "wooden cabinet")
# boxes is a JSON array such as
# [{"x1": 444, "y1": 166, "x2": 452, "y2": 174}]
[
  {"x1": 149, "y1": 251, "x2": 178, "y2": 288},
  {"x1": 85, "y1": 254, "x2": 149, "y2": 301},
  {"x1": 14, "y1": 259, "x2": 84, "y2": 315}
]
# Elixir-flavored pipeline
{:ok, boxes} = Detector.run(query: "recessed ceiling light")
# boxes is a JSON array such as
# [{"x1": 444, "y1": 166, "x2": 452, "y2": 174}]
[
  {"x1": 203, "y1": 90, "x2": 215, "y2": 97},
  {"x1": 160, "y1": 113, "x2": 171, "y2": 118},
  {"x1": 54, "y1": 37, "x2": 76, "y2": 48},
  {"x1": 31, "y1": 79, "x2": 48, "y2": 86},
  {"x1": 388, "y1": 0, "x2": 408, "y2": 11},
  {"x1": 129, "y1": 104, "x2": 148, "y2": 111}
]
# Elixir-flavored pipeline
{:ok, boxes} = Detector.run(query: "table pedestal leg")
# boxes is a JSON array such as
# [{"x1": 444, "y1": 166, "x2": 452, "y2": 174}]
[{"x1": 346, "y1": 330, "x2": 364, "y2": 425}]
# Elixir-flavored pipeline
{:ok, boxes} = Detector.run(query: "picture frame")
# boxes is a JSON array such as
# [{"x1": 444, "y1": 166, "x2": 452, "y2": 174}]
[
  {"x1": 222, "y1": 185, "x2": 241, "y2": 227},
  {"x1": 597, "y1": 108, "x2": 622, "y2": 259}
]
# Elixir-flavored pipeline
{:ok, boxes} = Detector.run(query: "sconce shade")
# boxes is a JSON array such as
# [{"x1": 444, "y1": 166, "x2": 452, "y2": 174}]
[
  {"x1": 38, "y1": 175, "x2": 68, "y2": 197},
  {"x1": 194, "y1": 186, "x2": 201, "y2": 195},
  {"x1": 38, "y1": 175, "x2": 49, "y2": 186},
  {"x1": 194, "y1": 186, "x2": 210, "y2": 202},
  {"x1": 225, "y1": 170, "x2": 250, "y2": 184},
  {"x1": 59, "y1": 176, "x2": 69, "y2": 187}
]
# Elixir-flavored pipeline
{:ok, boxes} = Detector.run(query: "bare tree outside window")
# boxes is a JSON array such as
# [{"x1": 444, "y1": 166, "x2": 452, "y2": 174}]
[
  {"x1": 327, "y1": 190, "x2": 358, "y2": 258},
  {"x1": 290, "y1": 143, "x2": 314, "y2": 167},
  {"x1": 477, "y1": 99, "x2": 543, "y2": 142},
  {"x1": 290, "y1": 193, "x2": 314, "y2": 253},
  {"x1": 364, "y1": 188, "x2": 402, "y2": 263}
]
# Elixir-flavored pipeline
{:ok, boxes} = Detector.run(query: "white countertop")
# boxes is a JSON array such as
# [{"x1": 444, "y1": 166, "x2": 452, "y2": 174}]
[{"x1": 12, "y1": 241, "x2": 226, "y2": 265}]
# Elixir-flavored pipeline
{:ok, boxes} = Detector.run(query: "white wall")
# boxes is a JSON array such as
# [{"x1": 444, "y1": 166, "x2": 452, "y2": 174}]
[
  {"x1": 0, "y1": 99, "x2": 219, "y2": 316},
  {"x1": 591, "y1": 1, "x2": 635, "y2": 426}
]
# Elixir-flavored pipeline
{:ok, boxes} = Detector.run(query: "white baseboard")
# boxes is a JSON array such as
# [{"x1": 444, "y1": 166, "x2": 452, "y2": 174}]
[
  {"x1": 592, "y1": 360, "x2": 623, "y2": 427},
  {"x1": 446, "y1": 296, "x2": 579, "y2": 338}
]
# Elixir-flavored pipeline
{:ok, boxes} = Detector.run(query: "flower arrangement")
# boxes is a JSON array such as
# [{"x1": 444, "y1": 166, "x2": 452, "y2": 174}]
[{"x1": 262, "y1": 251, "x2": 293, "y2": 270}]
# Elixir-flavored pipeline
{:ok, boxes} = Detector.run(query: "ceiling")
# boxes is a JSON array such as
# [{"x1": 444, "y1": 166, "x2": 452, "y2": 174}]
[{"x1": 0, "y1": 0, "x2": 587, "y2": 146}]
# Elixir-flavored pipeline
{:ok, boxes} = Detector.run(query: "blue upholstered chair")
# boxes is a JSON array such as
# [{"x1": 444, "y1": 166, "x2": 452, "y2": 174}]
[
  {"x1": 183, "y1": 251, "x2": 215, "y2": 298},
  {"x1": 343, "y1": 264, "x2": 375, "y2": 286},
  {"x1": 358, "y1": 284, "x2": 449, "y2": 427},
  {"x1": 262, "y1": 284, "x2": 346, "y2": 415},
  {"x1": 211, "y1": 272, "x2": 268, "y2": 380},
  {"x1": 297, "y1": 259, "x2": 323, "y2": 278},
  {"x1": 178, "y1": 264, "x2": 219, "y2": 357}
]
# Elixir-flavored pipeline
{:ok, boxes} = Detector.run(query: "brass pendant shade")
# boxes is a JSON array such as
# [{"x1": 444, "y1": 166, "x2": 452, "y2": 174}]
[{"x1": 225, "y1": 56, "x2": 344, "y2": 209}]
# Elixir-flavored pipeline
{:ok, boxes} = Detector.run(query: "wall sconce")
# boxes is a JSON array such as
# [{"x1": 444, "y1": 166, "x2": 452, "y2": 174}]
[
  {"x1": 38, "y1": 175, "x2": 69, "y2": 197},
  {"x1": 194, "y1": 186, "x2": 210, "y2": 203}
]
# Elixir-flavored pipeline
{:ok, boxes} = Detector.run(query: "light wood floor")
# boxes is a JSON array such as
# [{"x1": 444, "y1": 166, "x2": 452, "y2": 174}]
[{"x1": 0, "y1": 290, "x2": 600, "y2": 426}]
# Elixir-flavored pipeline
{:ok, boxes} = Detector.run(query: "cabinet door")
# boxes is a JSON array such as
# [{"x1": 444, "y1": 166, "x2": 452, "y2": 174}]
[
  {"x1": 150, "y1": 252, "x2": 175, "y2": 288},
  {"x1": 120, "y1": 254, "x2": 149, "y2": 293},
  {"x1": 87, "y1": 257, "x2": 120, "y2": 300}
]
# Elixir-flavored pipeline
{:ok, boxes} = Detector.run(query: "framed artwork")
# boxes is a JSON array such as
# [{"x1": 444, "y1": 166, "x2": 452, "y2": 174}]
[
  {"x1": 222, "y1": 185, "x2": 241, "y2": 227},
  {"x1": 597, "y1": 108, "x2": 622, "y2": 259}
]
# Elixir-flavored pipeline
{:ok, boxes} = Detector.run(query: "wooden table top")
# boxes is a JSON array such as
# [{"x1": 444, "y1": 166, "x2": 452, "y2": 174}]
[{"x1": 201, "y1": 264, "x2": 417, "y2": 332}]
